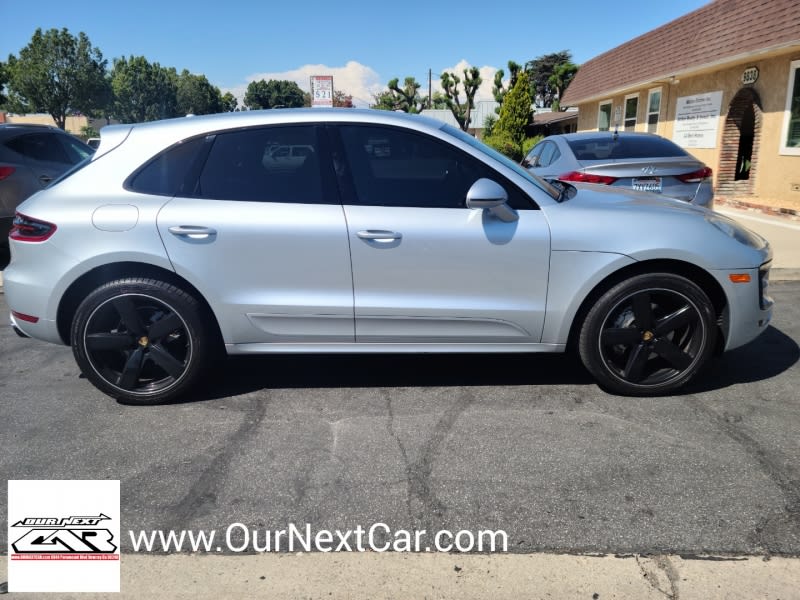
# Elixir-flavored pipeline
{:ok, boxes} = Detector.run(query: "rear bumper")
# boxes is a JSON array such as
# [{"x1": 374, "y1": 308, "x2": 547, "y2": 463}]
[{"x1": 9, "y1": 312, "x2": 31, "y2": 338}]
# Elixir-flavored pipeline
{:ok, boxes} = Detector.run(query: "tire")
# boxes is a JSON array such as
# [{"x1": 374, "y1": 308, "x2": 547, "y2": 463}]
[
  {"x1": 578, "y1": 273, "x2": 716, "y2": 396},
  {"x1": 71, "y1": 278, "x2": 214, "y2": 405}
]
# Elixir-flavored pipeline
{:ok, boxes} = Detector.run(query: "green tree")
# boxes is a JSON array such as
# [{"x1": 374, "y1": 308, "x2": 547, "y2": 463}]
[
  {"x1": 439, "y1": 66, "x2": 482, "y2": 131},
  {"x1": 220, "y1": 91, "x2": 238, "y2": 112},
  {"x1": 373, "y1": 77, "x2": 426, "y2": 113},
  {"x1": 110, "y1": 56, "x2": 179, "y2": 123},
  {"x1": 494, "y1": 72, "x2": 532, "y2": 149},
  {"x1": 548, "y1": 62, "x2": 579, "y2": 111},
  {"x1": 0, "y1": 61, "x2": 8, "y2": 107},
  {"x1": 243, "y1": 79, "x2": 305, "y2": 109},
  {"x1": 333, "y1": 90, "x2": 354, "y2": 108},
  {"x1": 492, "y1": 60, "x2": 522, "y2": 112},
  {"x1": 524, "y1": 50, "x2": 574, "y2": 109},
  {"x1": 5, "y1": 28, "x2": 109, "y2": 129},
  {"x1": 176, "y1": 69, "x2": 222, "y2": 115}
]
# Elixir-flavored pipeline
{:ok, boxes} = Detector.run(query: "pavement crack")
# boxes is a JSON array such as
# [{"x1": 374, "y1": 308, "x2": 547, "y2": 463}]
[
  {"x1": 386, "y1": 389, "x2": 475, "y2": 533},
  {"x1": 689, "y1": 400, "x2": 800, "y2": 553},
  {"x1": 165, "y1": 396, "x2": 268, "y2": 531},
  {"x1": 635, "y1": 555, "x2": 680, "y2": 599}
]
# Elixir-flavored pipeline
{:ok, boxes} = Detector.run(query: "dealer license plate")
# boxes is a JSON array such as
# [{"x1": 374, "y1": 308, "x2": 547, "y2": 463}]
[{"x1": 632, "y1": 177, "x2": 662, "y2": 192}]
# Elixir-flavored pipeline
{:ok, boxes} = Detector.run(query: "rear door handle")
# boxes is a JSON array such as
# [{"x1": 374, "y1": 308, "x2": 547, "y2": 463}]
[
  {"x1": 168, "y1": 225, "x2": 217, "y2": 239},
  {"x1": 356, "y1": 230, "x2": 402, "y2": 242},
  {"x1": 38, "y1": 175, "x2": 53, "y2": 185}
]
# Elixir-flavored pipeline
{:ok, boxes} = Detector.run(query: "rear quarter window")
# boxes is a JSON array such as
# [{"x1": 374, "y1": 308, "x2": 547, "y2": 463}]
[{"x1": 127, "y1": 137, "x2": 208, "y2": 196}]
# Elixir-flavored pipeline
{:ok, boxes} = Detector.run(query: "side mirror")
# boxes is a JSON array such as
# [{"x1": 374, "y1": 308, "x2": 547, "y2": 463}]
[
  {"x1": 523, "y1": 155, "x2": 539, "y2": 168},
  {"x1": 466, "y1": 178, "x2": 518, "y2": 222}
]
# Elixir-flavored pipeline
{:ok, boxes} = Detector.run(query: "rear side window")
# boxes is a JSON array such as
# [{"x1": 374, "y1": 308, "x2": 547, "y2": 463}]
[
  {"x1": 128, "y1": 137, "x2": 207, "y2": 196},
  {"x1": 5, "y1": 133, "x2": 71, "y2": 164},
  {"x1": 566, "y1": 136, "x2": 689, "y2": 161},
  {"x1": 196, "y1": 125, "x2": 328, "y2": 204}
]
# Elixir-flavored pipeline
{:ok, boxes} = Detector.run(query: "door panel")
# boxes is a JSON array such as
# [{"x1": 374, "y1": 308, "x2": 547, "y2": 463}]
[
  {"x1": 344, "y1": 205, "x2": 549, "y2": 342},
  {"x1": 155, "y1": 124, "x2": 354, "y2": 344}
]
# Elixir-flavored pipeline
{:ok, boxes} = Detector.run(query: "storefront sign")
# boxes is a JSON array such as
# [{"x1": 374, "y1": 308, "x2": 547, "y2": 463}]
[
  {"x1": 672, "y1": 91, "x2": 723, "y2": 149},
  {"x1": 310, "y1": 75, "x2": 334, "y2": 108}
]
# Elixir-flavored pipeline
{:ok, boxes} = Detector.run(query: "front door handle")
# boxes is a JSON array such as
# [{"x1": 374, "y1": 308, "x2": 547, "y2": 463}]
[
  {"x1": 356, "y1": 230, "x2": 403, "y2": 242},
  {"x1": 168, "y1": 225, "x2": 217, "y2": 239},
  {"x1": 38, "y1": 175, "x2": 53, "y2": 185}
]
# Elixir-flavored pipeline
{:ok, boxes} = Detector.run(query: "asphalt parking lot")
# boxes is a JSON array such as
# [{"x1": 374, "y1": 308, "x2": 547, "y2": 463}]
[{"x1": 1, "y1": 281, "x2": 799, "y2": 557}]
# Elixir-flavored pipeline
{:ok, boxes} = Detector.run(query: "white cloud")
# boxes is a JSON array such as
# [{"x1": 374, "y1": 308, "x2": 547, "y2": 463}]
[
  {"x1": 223, "y1": 61, "x2": 384, "y2": 108},
  {"x1": 222, "y1": 59, "x2": 507, "y2": 110},
  {"x1": 435, "y1": 60, "x2": 503, "y2": 103}
]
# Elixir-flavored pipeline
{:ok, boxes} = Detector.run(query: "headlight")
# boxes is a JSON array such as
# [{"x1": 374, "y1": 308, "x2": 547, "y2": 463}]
[{"x1": 706, "y1": 215, "x2": 767, "y2": 249}]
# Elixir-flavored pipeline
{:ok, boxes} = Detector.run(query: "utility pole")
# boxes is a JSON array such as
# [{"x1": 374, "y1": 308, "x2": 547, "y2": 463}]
[{"x1": 428, "y1": 69, "x2": 432, "y2": 109}]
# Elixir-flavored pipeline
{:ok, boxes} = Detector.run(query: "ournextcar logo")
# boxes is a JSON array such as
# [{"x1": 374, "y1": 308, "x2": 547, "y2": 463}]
[{"x1": 11, "y1": 513, "x2": 118, "y2": 558}]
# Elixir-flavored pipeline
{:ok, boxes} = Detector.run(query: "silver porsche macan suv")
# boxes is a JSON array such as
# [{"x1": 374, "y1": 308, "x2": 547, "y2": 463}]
[{"x1": 5, "y1": 109, "x2": 773, "y2": 404}]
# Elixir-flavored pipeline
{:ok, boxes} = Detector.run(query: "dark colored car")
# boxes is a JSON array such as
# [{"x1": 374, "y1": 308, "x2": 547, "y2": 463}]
[{"x1": 0, "y1": 124, "x2": 94, "y2": 246}]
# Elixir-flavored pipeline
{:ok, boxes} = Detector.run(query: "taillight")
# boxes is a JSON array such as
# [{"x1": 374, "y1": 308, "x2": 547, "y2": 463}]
[
  {"x1": 9, "y1": 213, "x2": 58, "y2": 242},
  {"x1": 0, "y1": 166, "x2": 15, "y2": 181},
  {"x1": 558, "y1": 171, "x2": 618, "y2": 185},
  {"x1": 676, "y1": 166, "x2": 712, "y2": 183}
]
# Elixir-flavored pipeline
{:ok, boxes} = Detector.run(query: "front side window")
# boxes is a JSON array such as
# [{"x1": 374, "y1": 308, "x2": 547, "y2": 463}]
[
  {"x1": 624, "y1": 95, "x2": 639, "y2": 131},
  {"x1": 647, "y1": 88, "x2": 662, "y2": 134},
  {"x1": 598, "y1": 101, "x2": 612, "y2": 131},
  {"x1": 780, "y1": 60, "x2": 800, "y2": 155},
  {"x1": 338, "y1": 124, "x2": 532, "y2": 209},
  {"x1": 197, "y1": 125, "x2": 329, "y2": 204}
]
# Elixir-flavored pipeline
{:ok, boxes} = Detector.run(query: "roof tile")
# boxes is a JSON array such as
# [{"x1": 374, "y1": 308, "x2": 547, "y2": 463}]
[{"x1": 562, "y1": 0, "x2": 800, "y2": 105}]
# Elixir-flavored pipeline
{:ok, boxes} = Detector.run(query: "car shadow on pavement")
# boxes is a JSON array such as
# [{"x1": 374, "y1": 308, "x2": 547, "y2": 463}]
[
  {"x1": 183, "y1": 323, "x2": 798, "y2": 402},
  {"x1": 190, "y1": 352, "x2": 594, "y2": 402},
  {"x1": 686, "y1": 324, "x2": 799, "y2": 394}
]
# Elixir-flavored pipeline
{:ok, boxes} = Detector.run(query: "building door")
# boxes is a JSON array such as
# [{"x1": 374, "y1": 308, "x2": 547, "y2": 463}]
[{"x1": 718, "y1": 88, "x2": 762, "y2": 197}]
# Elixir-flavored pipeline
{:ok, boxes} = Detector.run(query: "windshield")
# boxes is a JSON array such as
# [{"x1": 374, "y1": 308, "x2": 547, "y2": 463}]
[{"x1": 440, "y1": 124, "x2": 561, "y2": 200}]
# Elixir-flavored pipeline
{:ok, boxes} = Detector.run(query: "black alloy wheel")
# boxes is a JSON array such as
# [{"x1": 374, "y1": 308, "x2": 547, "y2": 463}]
[
  {"x1": 579, "y1": 273, "x2": 717, "y2": 396},
  {"x1": 72, "y1": 279, "x2": 213, "y2": 404}
]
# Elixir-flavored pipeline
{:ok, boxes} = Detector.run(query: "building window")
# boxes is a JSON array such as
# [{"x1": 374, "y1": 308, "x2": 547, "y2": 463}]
[
  {"x1": 780, "y1": 60, "x2": 800, "y2": 155},
  {"x1": 598, "y1": 100, "x2": 612, "y2": 131},
  {"x1": 624, "y1": 94, "x2": 638, "y2": 131},
  {"x1": 647, "y1": 88, "x2": 662, "y2": 134}
]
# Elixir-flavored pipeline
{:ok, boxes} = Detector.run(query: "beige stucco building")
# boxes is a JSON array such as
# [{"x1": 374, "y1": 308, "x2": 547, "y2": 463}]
[
  {"x1": 0, "y1": 112, "x2": 113, "y2": 138},
  {"x1": 561, "y1": 0, "x2": 800, "y2": 207}
]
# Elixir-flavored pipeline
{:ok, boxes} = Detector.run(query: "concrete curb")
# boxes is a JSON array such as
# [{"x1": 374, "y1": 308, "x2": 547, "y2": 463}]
[
  {"x1": 4, "y1": 553, "x2": 799, "y2": 599},
  {"x1": 716, "y1": 197, "x2": 800, "y2": 220}
]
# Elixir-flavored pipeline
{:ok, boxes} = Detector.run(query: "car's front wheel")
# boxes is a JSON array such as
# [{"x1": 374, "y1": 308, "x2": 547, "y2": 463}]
[
  {"x1": 71, "y1": 278, "x2": 213, "y2": 405},
  {"x1": 579, "y1": 273, "x2": 717, "y2": 396}
]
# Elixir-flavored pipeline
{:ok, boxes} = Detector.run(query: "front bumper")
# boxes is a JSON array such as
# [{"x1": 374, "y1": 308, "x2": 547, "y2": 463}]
[{"x1": 714, "y1": 262, "x2": 773, "y2": 351}]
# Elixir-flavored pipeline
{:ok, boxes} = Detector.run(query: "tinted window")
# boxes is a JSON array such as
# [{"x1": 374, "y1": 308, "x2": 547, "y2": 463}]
[
  {"x1": 197, "y1": 126, "x2": 326, "y2": 204},
  {"x1": 60, "y1": 136, "x2": 94, "y2": 163},
  {"x1": 566, "y1": 136, "x2": 689, "y2": 161},
  {"x1": 128, "y1": 137, "x2": 206, "y2": 196},
  {"x1": 6, "y1": 133, "x2": 70, "y2": 164},
  {"x1": 538, "y1": 142, "x2": 560, "y2": 167},
  {"x1": 339, "y1": 124, "x2": 532, "y2": 209}
]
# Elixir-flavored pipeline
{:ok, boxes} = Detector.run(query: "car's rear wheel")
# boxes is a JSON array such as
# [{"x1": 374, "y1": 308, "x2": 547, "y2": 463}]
[
  {"x1": 71, "y1": 278, "x2": 212, "y2": 405},
  {"x1": 579, "y1": 273, "x2": 716, "y2": 396}
]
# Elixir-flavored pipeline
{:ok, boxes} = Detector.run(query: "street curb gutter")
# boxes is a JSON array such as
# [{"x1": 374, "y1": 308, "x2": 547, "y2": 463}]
[{"x1": 3, "y1": 553, "x2": 798, "y2": 599}]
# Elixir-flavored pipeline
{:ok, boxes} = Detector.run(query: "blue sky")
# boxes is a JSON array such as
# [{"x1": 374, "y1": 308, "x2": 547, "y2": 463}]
[{"x1": 1, "y1": 0, "x2": 710, "y2": 106}]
